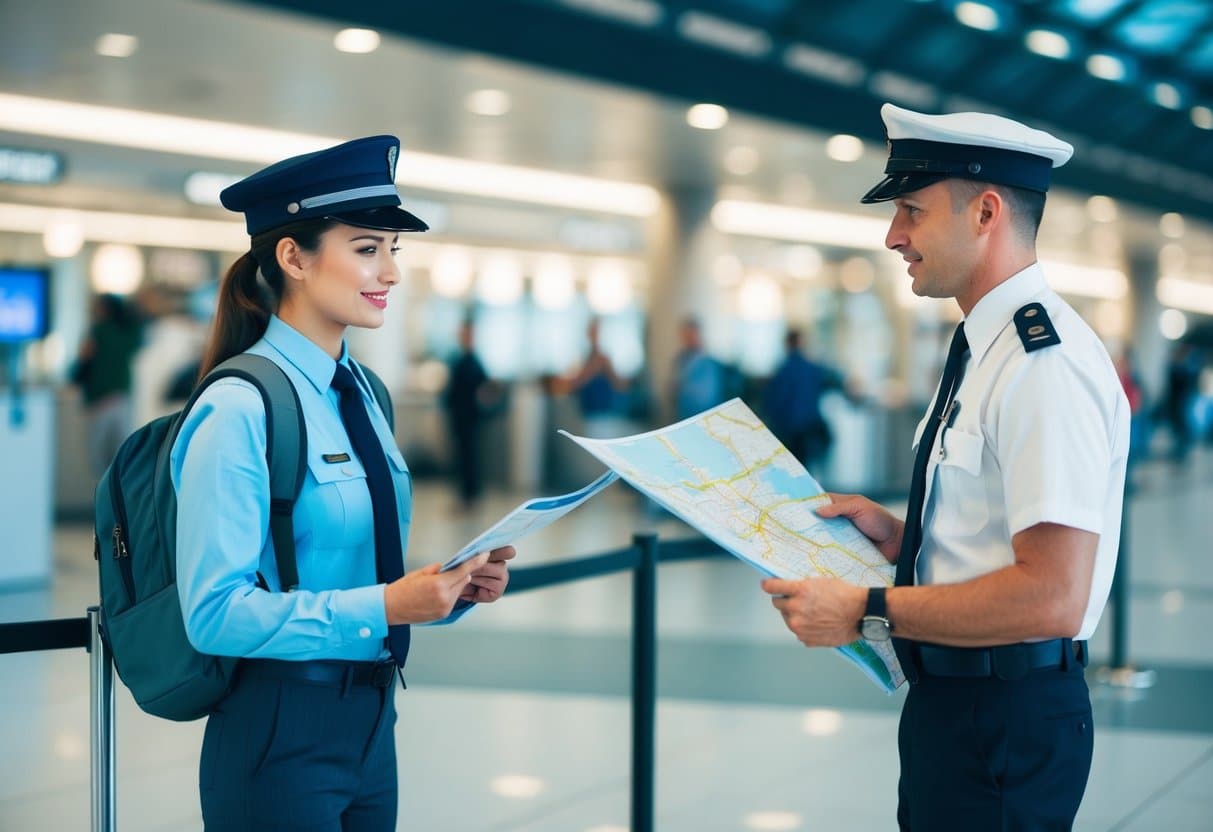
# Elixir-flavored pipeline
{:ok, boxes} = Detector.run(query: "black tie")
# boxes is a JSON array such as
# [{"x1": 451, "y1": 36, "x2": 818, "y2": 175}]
[
  {"x1": 331, "y1": 363, "x2": 410, "y2": 667},
  {"x1": 893, "y1": 323, "x2": 969, "y2": 679}
]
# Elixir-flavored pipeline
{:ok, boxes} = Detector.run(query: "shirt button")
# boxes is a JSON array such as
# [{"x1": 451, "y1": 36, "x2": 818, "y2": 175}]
[
  {"x1": 358, "y1": 627, "x2": 371, "y2": 639},
  {"x1": 341, "y1": 466, "x2": 354, "y2": 476}
]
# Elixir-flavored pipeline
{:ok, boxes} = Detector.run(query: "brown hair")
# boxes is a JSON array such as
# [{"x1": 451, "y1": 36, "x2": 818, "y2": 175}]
[{"x1": 199, "y1": 218, "x2": 336, "y2": 376}]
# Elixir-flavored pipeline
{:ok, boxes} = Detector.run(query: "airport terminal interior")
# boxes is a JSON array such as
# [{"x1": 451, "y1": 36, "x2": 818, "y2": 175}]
[{"x1": 2, "y1": 0, "x2": 1213, "y2": 829}]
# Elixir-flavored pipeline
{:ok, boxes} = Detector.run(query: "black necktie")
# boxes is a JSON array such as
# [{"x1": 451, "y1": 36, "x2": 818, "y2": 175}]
[
  {"x1": 893, "y1": 324, "x2": 969, "y2": 678},
  {"x1": 331, "y1": 364, "x2": 410, "y2": 667}
]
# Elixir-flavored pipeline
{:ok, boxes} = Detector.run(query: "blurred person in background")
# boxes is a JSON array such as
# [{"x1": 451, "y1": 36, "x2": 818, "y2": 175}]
[
  {"x1": 762, "y1": 329, "x2": 844, "y2": 474},
  {"x1": 442, "y1": 317, "x2": 500, "y2": 508},
  {"x1": 1161, "y1": 342, "x2": 1200, "y2": 463},
  {"x1": 71, "y1": 292, "x2": 144, "y2": 480},
  {"x1": 1114, "y1": 348, "x2": 1149, "y2": 469},
  {"x1": 672, "y1": 316, "x2": 725, "y2": 420},
  {"x1": 567, "y1": 317, "x2": 628, "y2": 422}
]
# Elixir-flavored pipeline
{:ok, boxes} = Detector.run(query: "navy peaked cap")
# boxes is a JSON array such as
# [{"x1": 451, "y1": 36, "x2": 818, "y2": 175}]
[
  {"x1": 220, "y1": 135, "x2": 428, "y2": 236},
  {"x1": 861, "y1": 104, "x2": 1073, "y2": 204}
]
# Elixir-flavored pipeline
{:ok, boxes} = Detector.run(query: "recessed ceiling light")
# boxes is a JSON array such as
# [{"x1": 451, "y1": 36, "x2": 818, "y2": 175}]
[
  {"x1": 1159, "y1": 212, "x2": 1185, "y2": 239},
  {"x1": 1152, "y1": 82, "x2": 1182, "y2": 110},
  {"x1": 1086, "y1": 194, "x2": 1118, "y2": 222},
  {"x1": 1024, "y1": 29, "x2": 1070, "y2": 60},
  {"x1": 1191, "y1": 105, "x2": 1213, "y2": 130},
  {"x1": 465, "y1": 89, "x2": 511, "y2": 116},
  {"x1": 1159, "y1": 308, "x2": 1187, "y2": 340},
  {"x1": 825, "y1": 134, "x2": 864, "y2": 162},
  {"x1": 333, "y1": 28, "x2": 380, "y2": 54},
  {"x1": 954, "y1": 2, "x2": 1000, "y2": 32},
  {"x1": 687, "y1": 103, "x2": 728, "y2": 130},
  {"x1": 1086, "y1": 53, "x2": 1126, "y2": 82},
  {"x1": 95, "y1": 33, "x2": 138, "y2": 58}
]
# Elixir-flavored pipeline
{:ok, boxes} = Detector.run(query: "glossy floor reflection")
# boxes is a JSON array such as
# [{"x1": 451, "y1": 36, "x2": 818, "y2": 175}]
[{"x1": 2, "y1": 450, "x2": 1212, "y2": 830}]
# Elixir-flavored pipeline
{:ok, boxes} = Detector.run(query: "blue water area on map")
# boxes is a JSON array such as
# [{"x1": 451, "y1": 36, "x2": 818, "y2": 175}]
[
  {"x1": 759, "y1": 465, "x2": 822, "y2": 500},
  {"x1": 612, "y1": 424, "x2": 750, "y2": 485}
]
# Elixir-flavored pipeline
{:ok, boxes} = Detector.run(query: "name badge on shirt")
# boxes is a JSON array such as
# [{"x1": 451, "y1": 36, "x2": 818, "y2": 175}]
[{"x1": 322, "y1": 453, "x2": 351, "y2": 464}]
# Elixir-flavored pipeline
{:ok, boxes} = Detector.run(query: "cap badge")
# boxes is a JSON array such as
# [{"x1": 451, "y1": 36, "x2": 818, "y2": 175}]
[{"x1": 387, "y1": 145, "x2": 398, "y2": 179}]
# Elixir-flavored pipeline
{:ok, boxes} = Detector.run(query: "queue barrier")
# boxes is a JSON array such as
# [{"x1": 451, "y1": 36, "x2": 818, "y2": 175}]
[
  {"x1": 0, "y1": 518, "x2": 1140, "y2": 830},
  {"x1": 0, "y1": 532, "x2": 731, "y2": 832}
]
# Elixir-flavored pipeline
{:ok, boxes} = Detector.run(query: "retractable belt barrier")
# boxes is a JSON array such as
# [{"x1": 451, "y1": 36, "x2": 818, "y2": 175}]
[{"x1": 0, "y1": 533, "x2": 733, "y2": 832}]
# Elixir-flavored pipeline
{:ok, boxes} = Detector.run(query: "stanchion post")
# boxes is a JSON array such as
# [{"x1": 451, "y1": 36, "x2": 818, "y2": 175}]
[
  {"x1": 1097, "y1": 479, "x2": 1155, "y2": 688},
  {"x1": 88, "y1": 606, "x2": 116, "y2": 832},
  {"x1": 630, "y1": 533, "x2": 658, "y2": 832}
]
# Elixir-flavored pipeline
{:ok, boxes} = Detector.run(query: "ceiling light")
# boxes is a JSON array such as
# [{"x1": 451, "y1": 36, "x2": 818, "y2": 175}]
[
  {"x1": 431, "y1": 246, "x2": 474, "y2": 298},
  {"x1": 587, "y1": 259, "x2": 633, "y2": 314},
  {"x1": 333, "y1": 28, "x2": 380, "y2": 54},
  {"x1": 711, "y1": 200, "x2": 890, "y2": 251},
  {"x1": 1040, "y1": 259, "x2": 1128, "y2": 299},
  {"x1": 465, "y1": 89, "x2": 511, "y2": 117},
  {"x1": 677, "y1": 11, "x2": 772, "y2": 57},
  {"x1": 1086, "y1": 53, "x2": 1126, "y2": 82},
  {"x1": 954, "y1": 2, "x2": 1000, "y2": 32},
  {"x1": 1151, "y1": 82, "x2": 1182, "y2": 110},
  {"x1": 533, "y1": 255, "x2": 576, "y2": 310},
  {"x1": 558, "y1": 0, "x2": 663, "y2": 28},
  {"x1": 489, "y1": 775, "x2": 546, "y2": 799},
  {"x1": 0, "y1": 93, "x2": 660, "y2": 216},
  {"x1": 783, "y1": 245, "x2": 823, "y2": 280},
  {"x1": 1160, "y1": 212, "x2": 1185, "y2": 239},
  {"x1": 724, "y1": 146, "x2": 760, "y2": 175},
  {"x1": 1159, "y1": 308, "x2": 1188, "y2": 340},
  {"x1": 1191, "y1": 105, "x2": 1213, "y2": 130},
  {"x1": 686, "y1": 103, "x2": 728, "y2": 130},
  {"x1": 42, "y1": 212, "x2": 85, "y2": 258},
  {"x1": 737, "y1": 272, "x2": 782, "y2": 321},
  {"x1": 95, "y1": 33, "x2": 138, "y2": 58},
  {"x1": 91, "y1": 244, "x2": 144, "y2": 295},
  {"x1": 1024, "y1": 29, "x2": 1070, "y2": 59},
  {"x1": 783, "y1": 44, "x2": 866, "y2": 87},
  {"x1": 1158, "y1": 277, "x2": 1213, "y2": 316},
  {"x1": 477, "y1": 252, "x2": 524, "y2": 306},
  {"x1": 825, "y1": 134, "x2": 864, "y2": 162},
  {"x1": 839, "y1": 257, "x2": 875, "y2": 293},
  {"x1": 0, "y1": 202, "x2": 247, "y2": 251}
]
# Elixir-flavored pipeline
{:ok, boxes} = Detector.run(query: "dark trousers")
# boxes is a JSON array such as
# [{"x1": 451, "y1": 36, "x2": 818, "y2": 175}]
[
  {"x1": 450, "y1": 418, "x2": 482, "y2": 503},
  {"x1": 200, "y1": 665, "x2": 398, "y2": 831},
  {"x1": 897, "y1": 658, "x2": 1093, "y2": 831}
]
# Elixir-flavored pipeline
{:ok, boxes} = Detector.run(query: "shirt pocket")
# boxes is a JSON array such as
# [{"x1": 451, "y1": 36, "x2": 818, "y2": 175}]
[
  {"x1": 304, "y1": 455, "x2": 373, "y2": 550},
  {"x1": 932, "y1": 427, "x2": 989, "y2": 537}
]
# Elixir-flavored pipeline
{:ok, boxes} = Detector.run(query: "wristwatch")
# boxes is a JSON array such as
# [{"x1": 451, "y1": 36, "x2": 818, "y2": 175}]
[{"x1": 859, "y1": 587, "x2": 893, "y2": 642}]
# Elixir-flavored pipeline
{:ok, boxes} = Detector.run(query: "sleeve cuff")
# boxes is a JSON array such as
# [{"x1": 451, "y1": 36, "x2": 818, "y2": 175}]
[
  {"x1": 336, "y1": 583, "x2": 390, "y2": 645},
  {"x1": 1009, "y1": 502, "x2": 1103, "y2": 537}
]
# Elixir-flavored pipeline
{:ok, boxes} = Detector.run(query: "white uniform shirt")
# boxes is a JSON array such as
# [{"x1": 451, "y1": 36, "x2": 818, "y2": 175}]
[{"x1": 913, "y1": 263, "x2": 1130, "y2": 640}]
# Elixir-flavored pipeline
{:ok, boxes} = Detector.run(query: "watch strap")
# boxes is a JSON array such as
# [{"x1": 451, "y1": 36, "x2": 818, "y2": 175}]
[{"x1": 865, "y1": 586, "x2": 888, "y2": 619}]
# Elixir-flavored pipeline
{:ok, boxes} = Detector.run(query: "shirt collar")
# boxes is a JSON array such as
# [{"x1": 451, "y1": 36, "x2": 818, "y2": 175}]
[
  {"x1": 963, "y1": 262, "x2": 1049, "y2": 366},
  {"x1": 262, "y1": 315, "x2": 350, "y2": 395}
]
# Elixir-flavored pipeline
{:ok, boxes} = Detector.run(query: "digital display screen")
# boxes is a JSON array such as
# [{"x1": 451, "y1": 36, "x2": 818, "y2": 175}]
[{"x1": 0, "y1": 266, "x2": 51, "y2": 342}]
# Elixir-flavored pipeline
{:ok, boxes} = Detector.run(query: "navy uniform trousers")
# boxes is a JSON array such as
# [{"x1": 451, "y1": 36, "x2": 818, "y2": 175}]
[
  {"x1": 897, "y1": 649, "x2": 1093, "y2": 831},
  {"x1": 200, "y1": 661, "x2": 399, "y2": 831}
]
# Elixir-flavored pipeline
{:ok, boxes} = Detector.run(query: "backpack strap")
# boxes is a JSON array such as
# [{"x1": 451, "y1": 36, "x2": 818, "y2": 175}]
[
  {"x1": 157, "y1": 354, "x2": 308, "y2": 592},
  {"x1": 354, "y1": 361, "x2": 395, "y2": 434}
]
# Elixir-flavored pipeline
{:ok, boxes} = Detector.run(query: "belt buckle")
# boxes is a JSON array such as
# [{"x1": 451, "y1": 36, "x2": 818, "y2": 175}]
[{"x1": 371, "y1": 661, "x2": 396, "y2": 689}]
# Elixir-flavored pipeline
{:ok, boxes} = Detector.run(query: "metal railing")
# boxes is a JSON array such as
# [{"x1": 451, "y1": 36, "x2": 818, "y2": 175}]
[{"x1": 0, "y1": 532, "x2": 729, "y2": 832}]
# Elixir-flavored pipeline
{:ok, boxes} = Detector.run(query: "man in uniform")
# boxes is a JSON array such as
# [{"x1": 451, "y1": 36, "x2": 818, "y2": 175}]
[{"x1": 761, "y1": 103, "x2": 1130, "y2": 830}]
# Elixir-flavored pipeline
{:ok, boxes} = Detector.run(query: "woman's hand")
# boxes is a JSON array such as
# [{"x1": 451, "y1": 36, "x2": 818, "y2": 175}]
[
  {"x1": 384, "y1": 552, "x2": 491, "y2": 625},
  {"x1": 459, "y1": 545, "x2": 516, "y2": 604}
]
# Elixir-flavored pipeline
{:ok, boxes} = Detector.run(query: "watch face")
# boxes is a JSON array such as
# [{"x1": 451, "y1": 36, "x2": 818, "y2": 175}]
[{"x1": 860, "y1": 616, "x2": 891, "y2": 642}]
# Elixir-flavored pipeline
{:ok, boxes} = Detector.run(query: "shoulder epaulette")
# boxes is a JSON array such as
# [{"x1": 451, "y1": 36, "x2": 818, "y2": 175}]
[{"x1": 1013, "y1": 302, "x2": 1061, "y2": 353}]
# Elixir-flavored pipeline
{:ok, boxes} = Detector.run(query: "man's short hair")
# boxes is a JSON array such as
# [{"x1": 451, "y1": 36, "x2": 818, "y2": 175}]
[{"x1": 949, "y1": 179, "x2": 1046, "y2": 241}]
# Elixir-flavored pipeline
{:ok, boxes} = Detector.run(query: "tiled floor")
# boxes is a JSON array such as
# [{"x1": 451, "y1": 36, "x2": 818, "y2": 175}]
[{"x1": 2, "y1": 450, "x2": 1212, "y2": 830}]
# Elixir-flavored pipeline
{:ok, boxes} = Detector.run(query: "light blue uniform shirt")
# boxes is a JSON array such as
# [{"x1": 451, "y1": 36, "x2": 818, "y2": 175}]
[{"x1": 172, "y1": 315, "x2": 467, "y2": 662}]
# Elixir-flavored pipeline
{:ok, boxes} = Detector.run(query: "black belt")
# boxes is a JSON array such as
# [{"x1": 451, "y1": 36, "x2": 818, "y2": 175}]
[
  {"x1": 240, "y1": 659, "x2": 399, "y2": 689},
  {"x1": 914, "y1": 639, "x2": 1086, "y2": 681}
]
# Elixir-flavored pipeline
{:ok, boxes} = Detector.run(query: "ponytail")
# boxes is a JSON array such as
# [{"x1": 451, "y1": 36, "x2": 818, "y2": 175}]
[{"x1": 198, "y1": 217, "x2": 337, "y2": 378}]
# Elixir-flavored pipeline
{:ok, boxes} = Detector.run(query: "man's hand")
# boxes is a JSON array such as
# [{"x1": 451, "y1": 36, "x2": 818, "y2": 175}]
[
  {"x1": 384, "y1": 552, "x2": 490, "y2": 625},
  {"x1": 459, "y1": 545, "x2": 516, "y2": 603},
  {"x1": 815, "y1": 493, "x2": 904, "y2": 564},
  {"x1": 760, "y1": 576, "x2": 867, "y2": 648}
]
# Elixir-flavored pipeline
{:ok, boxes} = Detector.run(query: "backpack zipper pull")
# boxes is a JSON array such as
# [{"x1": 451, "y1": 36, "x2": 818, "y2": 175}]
[{"x1": 112, "y1": 525, "x2": 128, "y2": 559}]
